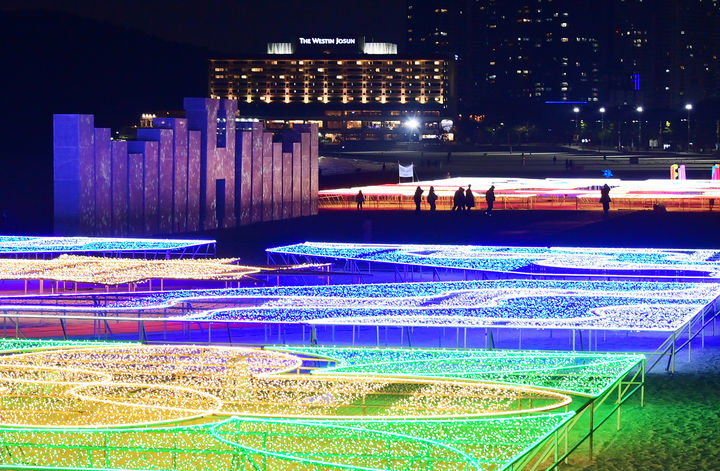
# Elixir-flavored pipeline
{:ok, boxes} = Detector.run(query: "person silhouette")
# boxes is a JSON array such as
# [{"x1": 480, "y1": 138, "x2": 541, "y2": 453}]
[
  {"x1": 427, "y1": 186, "x2": 438, "y2": 212},
  {"x1": 465, "y1": 185, "x2": 475, "y2": 212},
  {"x1": 413, "y1": 187, "x2": 423, "y2": 211},
  {"x1": 485, "y1": 185, "x2": 496, "y2": 215},
  {"x1": 356, "y1": 190, "x2": 365, "y2": 211},
  {"x1": 600, "y1": 184, "x2": 611, "y2": 217},
  {"x1": 413, "y1": 186, "x2": 424, "y2": 212},
  {"x1": 452, "y1": 187, "x2": 465, "y2": 212}
]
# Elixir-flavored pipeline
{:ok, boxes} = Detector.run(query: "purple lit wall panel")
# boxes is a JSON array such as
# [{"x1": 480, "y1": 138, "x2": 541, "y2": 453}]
[
  {"x1": 184, "y1": 97, "x2": 218, "y2": 230},
  {"x1": 272, "y1": 142, "x2": 283, "y2": 220},
  {"x1": 221, "y1": 146, "x2": 236, "y2": 228},
  {"x1": 154, "y1": 117, "x2": 188, "y2": 233},
  {"x1": 53, "y1": 114, "x2": 94, "y2": 235},
  {"x1": 111, "y1": 140, "x2": 128, "y2": 236},
  {"x1": 157, "y1": 129, "x2": 173, "y2": 233},
  {"x1": 78, "y1": 140, "x2": 95, "y2": 234},
  {"x1": 292, "y1": 141, "x2": 302, "y2": 217},
  {"x1": 250, "y1": 123, "x2": 264, "y2": 223},
  {"x1": 309, "y1": 124, "x2": 319, "y2": 215},
  {"x1": 187, "y1": 130, "x2": 201, "y2": 232},
  {"x1": 137, "y1": 128, "x2": 173, "y2": 234},
  {"x1": 216, "y1": 100, "x2": 238, "y2": 229},
  {"x1": 300, "y1": 131, "x2": 311, "y2": 216},
  {"x1": 54, "y1": 115, "x2": 95, "y2": 235},
  {"x1": 236, "y1": 131, "x2": 252, "y2": 225},
  {"x1": 128, "y1": 141, "x2": 158, "y2": 235},
  {"x1": 262, "y1": 133, "x2": 273, "y2": 222},
  {"x1": 282, "y1": 152, "x2": 292, "y2": 219},
  {"x1": 94, "y1": 128, "x2": 112, "y2": 234},
  {"x1": 127, "y1": 153, "x2": 144, "y2": 235}
]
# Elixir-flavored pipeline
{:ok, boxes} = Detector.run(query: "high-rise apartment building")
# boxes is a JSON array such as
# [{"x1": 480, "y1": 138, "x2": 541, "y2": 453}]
[
  {"x1": 407, "y1": 1, "x2": 602, "y2": 109},
  {"x1": 608, "y1": 0, "x2": 720, "y2": 109},
  {"x1": 407, "y1": 0, "x2": 720, "y2": 112}
]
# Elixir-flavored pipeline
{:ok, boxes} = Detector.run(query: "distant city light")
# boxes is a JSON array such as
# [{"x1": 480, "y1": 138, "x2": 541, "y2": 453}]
[{"x1": 685, "y1": 103, "x2": 693, "y2": 111}]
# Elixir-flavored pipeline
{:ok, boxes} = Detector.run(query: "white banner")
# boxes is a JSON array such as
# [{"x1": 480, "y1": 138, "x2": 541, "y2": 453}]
[{"x1": 398, "y1": 164, "x2": 414, "y2": 178}]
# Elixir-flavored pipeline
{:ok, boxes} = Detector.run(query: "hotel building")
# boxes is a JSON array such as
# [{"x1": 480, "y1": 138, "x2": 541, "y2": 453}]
[{"x1": 208, "y1": 37, "x2": 456, "y2": 142}]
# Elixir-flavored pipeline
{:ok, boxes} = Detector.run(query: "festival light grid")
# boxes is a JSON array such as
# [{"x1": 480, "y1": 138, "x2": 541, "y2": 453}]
[
  {"x1": 1, "y1": 279, "x2": 716, "y2": 331},
  {"x1": 0, "y1": 339, "x2": 644, "y2": 470},
  {"x1": 268, "y1": 242, "x2": 720, "y2": 278},
  {"x1": 0, "y1": 255, "x2": 329, "y2": 285},
  {"x1": 0, "y1": 235, "x2": 215, "y2": 254},
  {"x1": 272, "y1": 346, "x2": 645, "y2": 397}
]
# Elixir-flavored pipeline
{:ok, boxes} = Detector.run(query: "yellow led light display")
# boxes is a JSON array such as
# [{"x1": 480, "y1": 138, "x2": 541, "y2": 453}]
[
  {"x1": 0, "y1": 255, "x2": 324, "y2": 285},
  {"x1": 0, "y1": 340, "x2": 643, "y2": 471}
]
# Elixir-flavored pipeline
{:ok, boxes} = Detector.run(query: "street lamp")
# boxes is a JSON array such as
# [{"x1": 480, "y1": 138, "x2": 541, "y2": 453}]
[
  {"x1": 573, "y1": 107, "x2": 580, "y2": 143},
  {"x1": 599, "y1": 107, "x2": 606, "y2": 149},
  {"x1": 404, "y1": 117, "x2": 420, "y2": 142},
  {"x1": 685, "y1": 103, "x2": 692, "y2": 152},
  {"x1": 636, "y1": 106, "x2": 643, "y2": 149}
]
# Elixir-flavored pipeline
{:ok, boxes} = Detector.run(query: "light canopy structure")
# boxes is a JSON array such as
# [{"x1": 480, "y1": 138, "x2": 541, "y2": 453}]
[
  {"x1": 0, "y1": 339, "x2": 643, "y2": 471},
  {"x1": 0, "y1": 255, "x2": 324, "y2": 286},
  {"x1": 0, "y1": 280, "x2": 717, "y2": 332},
  {"x1": 268, "y1": 242, "x2": 720, "y2": 280},
  {"x1": 0, "y1": 235, "x2": 215, "y2": 258}
]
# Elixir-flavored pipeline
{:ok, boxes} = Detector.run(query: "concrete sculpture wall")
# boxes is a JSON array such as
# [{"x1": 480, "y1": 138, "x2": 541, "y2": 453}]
[{"x1": 53, "y1": 98, "x2": 318, "y2": 236}]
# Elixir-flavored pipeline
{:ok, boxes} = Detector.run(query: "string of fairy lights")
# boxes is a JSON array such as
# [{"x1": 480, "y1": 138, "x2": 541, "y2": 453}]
[{"x1": 267, "y1": 242, "x2": 720, "y2": 277}]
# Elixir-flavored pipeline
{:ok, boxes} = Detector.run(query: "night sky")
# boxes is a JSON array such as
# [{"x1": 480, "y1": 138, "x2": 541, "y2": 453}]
[
  {"x1": 1, "y1": 1, "x2": 406, "y2": 55},
  {"x1": 0, "y1": 1, "x2": 404, "y2": 231}
]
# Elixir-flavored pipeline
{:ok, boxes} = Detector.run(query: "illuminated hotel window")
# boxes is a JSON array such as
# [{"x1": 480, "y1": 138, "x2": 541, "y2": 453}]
[{"x1": 251, "y1": 68, "x2": 263, "y2": 72}]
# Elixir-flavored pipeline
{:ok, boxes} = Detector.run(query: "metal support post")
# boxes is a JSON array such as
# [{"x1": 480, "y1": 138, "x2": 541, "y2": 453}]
[
  {"x1": 589, "y1": 401, "x2": 594, "y2": 458},
  {"x1": 617, "y1": 382, "x2": 622, "y2": 430},
  {"x1": 641, "y1": 361, "x2": 645, "y2": 407}
]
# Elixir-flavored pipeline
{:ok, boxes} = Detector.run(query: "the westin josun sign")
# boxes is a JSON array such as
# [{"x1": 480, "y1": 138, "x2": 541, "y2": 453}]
[{"x1": 299, "y1": 37, "x2": 357, "y2": 45}]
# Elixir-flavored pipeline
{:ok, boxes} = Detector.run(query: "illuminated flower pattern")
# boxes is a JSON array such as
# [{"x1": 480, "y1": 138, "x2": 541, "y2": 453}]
[{"x1": 0, "y1": 339, "x2": 643, "y2": 471}]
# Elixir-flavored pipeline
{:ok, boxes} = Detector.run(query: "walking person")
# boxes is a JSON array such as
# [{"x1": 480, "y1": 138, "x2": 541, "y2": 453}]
[
  {"x1": 465, "y1": 185, "x2": 475, "y2": 212},
  {"x1": 413, "y1": 186, "x2": 424, "y2": 212},
  {"x1": 427, "y1": 186, "x2": 438, "y2": 212},
  {"x1": 485, "y1": 185, "x2": 496, "y2": 216},
  {"x1": 452, "y1": 187, "x2": 465, "y2": 212},
  {"x1": 600, "y1": 184, "x2": 611, "y2": 217},
  {"x1": 356, "y1": 190, "x2": 365, "y2": 211}
]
